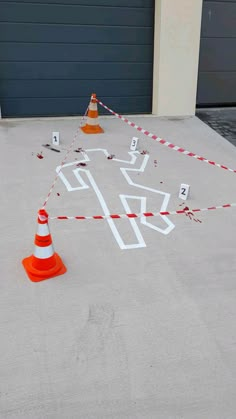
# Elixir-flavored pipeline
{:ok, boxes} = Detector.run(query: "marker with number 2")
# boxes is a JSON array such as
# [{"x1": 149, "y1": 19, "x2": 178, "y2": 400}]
[{"x1": 179, "y1": 183, "x2": 190, "y2": 200}]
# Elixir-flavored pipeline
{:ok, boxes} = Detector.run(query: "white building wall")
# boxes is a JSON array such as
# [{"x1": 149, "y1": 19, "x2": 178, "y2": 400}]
[{"x1": 152, "y1": 0, "x2": 203, "y2": 116}]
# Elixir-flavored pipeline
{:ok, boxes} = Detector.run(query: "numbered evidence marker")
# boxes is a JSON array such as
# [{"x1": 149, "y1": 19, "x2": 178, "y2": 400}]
[
  {"x1": 130, "y1": 136, "x2": 139, "y2": 151},
  {"x1": 52, "y1": 131, "x2": 60, "y2": 146},
  {"x1": 179, "y1": 183, "x2": 190, "y2": 201}
]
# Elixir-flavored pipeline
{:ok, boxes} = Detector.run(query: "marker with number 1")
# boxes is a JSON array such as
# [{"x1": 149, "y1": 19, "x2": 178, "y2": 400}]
[{"x1": 52, "y1": 131, "x2": 60, "y2": 146}]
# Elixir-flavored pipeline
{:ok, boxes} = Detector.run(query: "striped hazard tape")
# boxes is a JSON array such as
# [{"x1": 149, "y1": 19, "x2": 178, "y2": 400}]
[
  {"x1": 96, "y1": 98, "x2": 236, "y2": 174},
  {"x1": 49, "y1": 202, "x2": 236, "y2": 220},
  {"x1": 42, "y1": 101, "x2": 90, "y2": 209}
]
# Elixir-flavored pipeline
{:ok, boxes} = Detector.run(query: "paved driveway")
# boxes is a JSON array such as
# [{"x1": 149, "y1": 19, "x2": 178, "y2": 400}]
[
  {"x1": 1, "y1": 114, "x2": 236, "y2": 419},
  {"x1": 197, "y1": 108, "x2": 236, "y2": 147}
]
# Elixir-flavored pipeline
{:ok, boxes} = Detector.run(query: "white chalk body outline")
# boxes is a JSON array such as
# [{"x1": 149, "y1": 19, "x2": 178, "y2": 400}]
[{"x1": 56, "y1": 149, "x2": 175, "y2": 249}]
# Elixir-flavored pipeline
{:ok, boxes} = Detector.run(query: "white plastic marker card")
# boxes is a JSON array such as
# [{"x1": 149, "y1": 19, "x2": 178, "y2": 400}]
[
  {"x1": 130, "y1": 137, "x2": 139, "y2": 151},
  {"x1": 179, "y1": 184, "x2": 190, "y2": 201},
  {"x1": 52, "y1": 132, "x2": 60, "y2": 146}
]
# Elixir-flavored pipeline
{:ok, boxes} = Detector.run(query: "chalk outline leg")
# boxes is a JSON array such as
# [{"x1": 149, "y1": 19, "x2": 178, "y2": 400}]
[{"x1": 56, "y1": 149, "x2": 175, "y2": 249}]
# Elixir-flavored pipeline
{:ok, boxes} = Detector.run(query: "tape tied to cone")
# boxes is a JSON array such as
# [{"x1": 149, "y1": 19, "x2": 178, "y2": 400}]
[
  {"x1": 81, "y1": 93, "x2": 104, "y2": 134},
  {"x1": 22, "y1": 209, "x2": 67, "y2": 282}
]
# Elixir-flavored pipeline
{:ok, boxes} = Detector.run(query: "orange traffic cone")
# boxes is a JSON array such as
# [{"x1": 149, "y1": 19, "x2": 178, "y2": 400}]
[
  {"x1": 81, "y1": 93, "x2": 104, "y2": 134},
  {"x1": 22, "y1": 209, "x2": 67, "y2": 282}
]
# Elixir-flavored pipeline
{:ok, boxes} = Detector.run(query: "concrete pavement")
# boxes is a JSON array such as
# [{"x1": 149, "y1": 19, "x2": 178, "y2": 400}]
[{"x1": 0, "y1": 114, "x2": 236, "y2": 419}]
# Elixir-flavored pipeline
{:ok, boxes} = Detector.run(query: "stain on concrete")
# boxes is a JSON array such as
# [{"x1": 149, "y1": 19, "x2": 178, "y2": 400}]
[{"x1": 76, "y1": 304, "x2": 114, "y2": 363}]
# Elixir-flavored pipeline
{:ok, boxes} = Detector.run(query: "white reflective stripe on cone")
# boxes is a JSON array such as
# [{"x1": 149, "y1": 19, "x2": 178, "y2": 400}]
[
  {"x1": 86, "y1": 117, "x2": 98, "y2": 126},
  {"x1": 34, "y1": 244, "x2": 54, "y2": 259},
  {"x1": 37, "y1": 223, "x2": 50, "y2": 237},
  {"x1": 89, "y1": 102, "x2": 97, "y2": 111},
  {"x1": 38, "y1": 214, "x2": 47, "y2": 223}
]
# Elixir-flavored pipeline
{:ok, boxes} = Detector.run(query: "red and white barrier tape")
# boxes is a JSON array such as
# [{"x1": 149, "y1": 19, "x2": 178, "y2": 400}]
[
  {"x1": 49, "y1": 202, "x2": 236, "y2": 220},
  {"x1": 42, "y1": 101, "x2": 90, "y2": 209},
  {"x1": 96, "y1": 98, "x2": 236, "y2": 174}
]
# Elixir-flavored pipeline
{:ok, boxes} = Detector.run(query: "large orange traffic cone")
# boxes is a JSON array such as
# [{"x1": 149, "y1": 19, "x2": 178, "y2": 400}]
[
  {"x1": 22, "y1": 209, "x2": 67, "y2": 282},
  {"x1": 81, "y1": 93, "x2": 104, "y2": 134}
]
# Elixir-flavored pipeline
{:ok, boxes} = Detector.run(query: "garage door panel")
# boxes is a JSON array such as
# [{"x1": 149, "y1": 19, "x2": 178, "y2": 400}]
[
  {"x1": 197, "y1": 72, "x2": 236, "y2": 105},
  {"x1": 1, "y1": 96, "x2": 152, "y2": 117},
  {"x1": 206, "y1": 0, "x2": 236, "y2": 3},
  {"x1": 1, "y1": 3, "x2": 153, "y2": 27},
  {"x1": 201, "y1": 1, "x2": 236, "y2": 37},
  {"x1": 0, "y1": 62, "x2": 153, "y2": 81},
  {"x1": 0, "y1": 23, "x2": 153, "y2": 45},
  {"x1": 0, "y1": 43, "x2": 152, "y2": 63},
  {"x1": 197, "y1": 0, "x2": 236, "y2": 105},
  {"x1": 0, "y1": 1, "x2": 153, "y2": 116},
  {"x1": 199, "y1": 39, "x2": 236, "y2": 72},
  {"x1": 0, "y1": 79, "x2": 152, "y2": 99},
  {"x1": 2, "y1": 0, "x2": 153, "y2": 6}
]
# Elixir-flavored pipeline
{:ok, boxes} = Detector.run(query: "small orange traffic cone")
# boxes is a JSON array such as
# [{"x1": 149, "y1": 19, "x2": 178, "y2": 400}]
[
  {"x1": 81, "y1": 93, "x2": 104, "y2": 134},
  {"x1": 22, "y1": 209, "x2": 67, "y2": 282}
]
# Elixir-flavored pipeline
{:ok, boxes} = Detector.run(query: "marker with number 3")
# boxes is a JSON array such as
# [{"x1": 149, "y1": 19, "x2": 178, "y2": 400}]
[{"x1": 130, "y1": 137, "x2": 139, "y2": 151}]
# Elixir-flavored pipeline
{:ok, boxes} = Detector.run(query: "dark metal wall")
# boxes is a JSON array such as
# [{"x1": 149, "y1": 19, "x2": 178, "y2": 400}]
[
  {"x1": 197, "y1": 0, "x2": 236, "y2": 106},
  {"x1": 0, "y1": 0, "x2": 154, "y2": 117}
]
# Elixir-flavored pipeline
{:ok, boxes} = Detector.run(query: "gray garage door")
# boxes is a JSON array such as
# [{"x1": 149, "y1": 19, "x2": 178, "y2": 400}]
[
  {"x1": 0, "y1": 0, "x2": 154, "y2": 117},
  {"x1": 197, "y1": 0, "x2": 236, "y2": 106}
]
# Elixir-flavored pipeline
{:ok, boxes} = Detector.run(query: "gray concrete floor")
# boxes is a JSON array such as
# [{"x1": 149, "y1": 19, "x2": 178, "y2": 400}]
[{"x1": 1, "y1": 114, "x2": 236, "y2": 419}]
